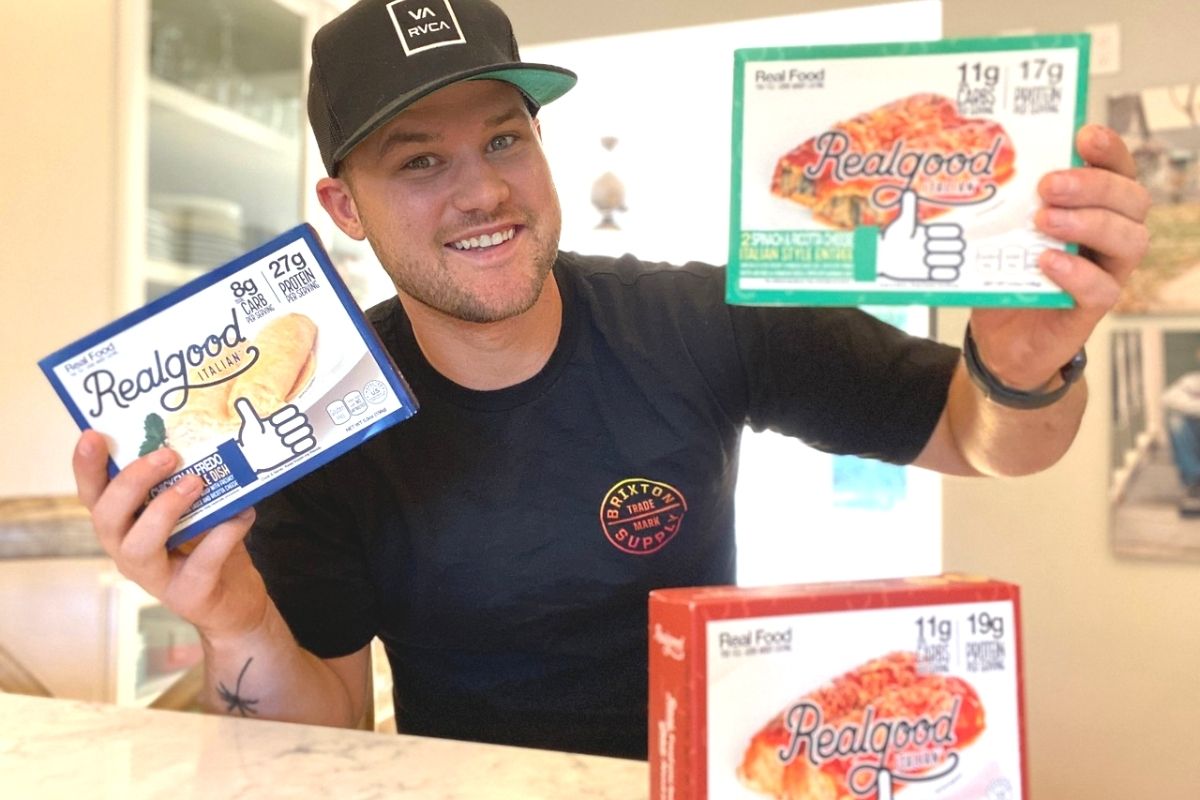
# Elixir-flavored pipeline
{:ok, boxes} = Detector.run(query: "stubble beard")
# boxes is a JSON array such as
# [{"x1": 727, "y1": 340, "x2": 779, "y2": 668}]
[{"x1": 364, "y1": 202, "x2": 562, "y2": 325}]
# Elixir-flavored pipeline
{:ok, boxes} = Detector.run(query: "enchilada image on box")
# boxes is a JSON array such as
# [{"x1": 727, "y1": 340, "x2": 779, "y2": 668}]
[
  {"x1": 40, "y1": 224, "x2": 418, "y2": 550},
  {"x1": 728, "y1": 35, "x2": 1089, "y2": 307},
  {"x1": 649, "y1": 574, "x2": 1025, "y2": 800}
]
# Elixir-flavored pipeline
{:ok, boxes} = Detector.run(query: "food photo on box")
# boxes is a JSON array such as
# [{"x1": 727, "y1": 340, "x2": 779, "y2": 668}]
[
  {"x1": 649, "y1": 574, "x2": 1025, "y2": 800},
  {"x1": 728, "y1": 34, "x2": 1090, "y2": 308},
  {"x1": 39, "y1": 224, "x2": 418, "y2": 551}
]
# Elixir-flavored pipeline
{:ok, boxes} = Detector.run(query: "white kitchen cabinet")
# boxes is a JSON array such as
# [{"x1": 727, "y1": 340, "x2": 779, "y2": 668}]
[{"x1": 113, "y1": 0, "x2": 386, "y2": 311}]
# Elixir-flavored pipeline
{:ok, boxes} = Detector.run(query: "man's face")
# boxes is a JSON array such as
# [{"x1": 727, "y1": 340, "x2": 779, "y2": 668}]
[{"x1": 339, "y1": 80, "x2": 562, "y2": 324}]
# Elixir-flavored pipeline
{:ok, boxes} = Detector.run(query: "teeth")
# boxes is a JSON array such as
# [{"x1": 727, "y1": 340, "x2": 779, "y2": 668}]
[{"x1": 452, "y1": 228, "x2": 515, "y2": 251}]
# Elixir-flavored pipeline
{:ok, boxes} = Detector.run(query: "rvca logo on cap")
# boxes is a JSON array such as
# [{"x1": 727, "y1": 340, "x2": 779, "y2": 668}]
[{"x1": 386, "y1": 0, "x2": 466, "y2": 56}]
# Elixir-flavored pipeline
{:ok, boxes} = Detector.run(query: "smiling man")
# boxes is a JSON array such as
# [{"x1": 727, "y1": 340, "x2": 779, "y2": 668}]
[
  {"x1": 74, "y1": 0, "x2": 1149, "y2": 761},
  {"x1": 318, "y1": 80, "x2": 567, "y2": 389},
  {"x1": 324, "y1": 84, "x2": 562, "y2": 326}
]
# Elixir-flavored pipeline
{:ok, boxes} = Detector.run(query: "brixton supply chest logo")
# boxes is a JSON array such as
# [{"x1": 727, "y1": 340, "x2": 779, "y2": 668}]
[
  {"x1": 386, "y1": 0, "x2": 466, "y2": 56},
  {"x1": 600, "y1": 478, "x2": 687, "y2": 555}
]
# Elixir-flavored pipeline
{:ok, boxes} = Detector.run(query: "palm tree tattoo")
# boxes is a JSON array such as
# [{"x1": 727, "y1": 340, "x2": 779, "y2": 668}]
[{"x1": 217, "y1": 657, "x2": 259, "y2": 716}]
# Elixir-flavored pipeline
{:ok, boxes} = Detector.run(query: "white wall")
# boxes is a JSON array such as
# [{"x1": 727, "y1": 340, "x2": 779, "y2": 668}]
[
  {"x1": 0, "y1": 559, "x2": 115, "y2": 701},
  {"x1": 939, "y1": 1, "x2": 1200, "y2": 795},
  {"x1": 0, "y1": 0, "x2": 120, "y2": 496},
  {"x1": 939, "y1": 309, "x2": 1200, "y2": 799}
]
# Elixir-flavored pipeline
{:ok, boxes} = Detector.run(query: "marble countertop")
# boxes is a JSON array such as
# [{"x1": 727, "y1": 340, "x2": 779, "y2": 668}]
[{"x1": 0, "y1": 693, "x2": 649, "y2": 799}]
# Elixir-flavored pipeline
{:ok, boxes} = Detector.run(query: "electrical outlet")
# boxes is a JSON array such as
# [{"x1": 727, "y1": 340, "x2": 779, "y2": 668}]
[{"x1": 1087, "y1": 22, "x2": 1121, "y2": 75}]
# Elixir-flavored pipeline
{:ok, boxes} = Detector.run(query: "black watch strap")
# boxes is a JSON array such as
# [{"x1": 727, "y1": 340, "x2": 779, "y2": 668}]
[{"x1": 962, "y1": 325, "x2": 1086, "y2": 410}]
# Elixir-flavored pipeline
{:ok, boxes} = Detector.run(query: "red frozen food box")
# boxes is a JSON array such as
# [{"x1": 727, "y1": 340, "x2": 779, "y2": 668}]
[{"x1": 648, "y1": 574, "x2": 1025, "y2": 800}]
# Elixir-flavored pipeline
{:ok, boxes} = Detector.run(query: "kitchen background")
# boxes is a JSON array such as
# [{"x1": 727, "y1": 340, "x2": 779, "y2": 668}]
[{"x1": 2, "y1": 0, "x2": 1198, "y2": 797}]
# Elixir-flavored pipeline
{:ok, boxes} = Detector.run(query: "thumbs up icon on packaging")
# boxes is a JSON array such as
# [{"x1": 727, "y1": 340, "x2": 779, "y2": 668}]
[
  {"x1": 234, "y1": 397, "x2": 316, "y2": 474},
  {"x1": 877, "y1": 190, "x2": 966, "y2": 283}
]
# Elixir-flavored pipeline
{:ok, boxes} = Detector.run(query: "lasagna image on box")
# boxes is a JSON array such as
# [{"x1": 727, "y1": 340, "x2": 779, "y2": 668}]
[
  {"x1": 737, "y1": 651, "x2": 986, "y2": 799},
  {"x1": 648, "y1": 575, "x2": 1025, "y2": 800},
  {"x1": 770, "y1": 93, "x2": 1016, "y2": 230}
]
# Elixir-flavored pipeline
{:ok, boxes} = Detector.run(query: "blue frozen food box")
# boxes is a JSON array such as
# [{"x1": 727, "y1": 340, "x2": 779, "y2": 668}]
[{"x1": 40, "y1": 224, "x2": 418, "y2": 550}]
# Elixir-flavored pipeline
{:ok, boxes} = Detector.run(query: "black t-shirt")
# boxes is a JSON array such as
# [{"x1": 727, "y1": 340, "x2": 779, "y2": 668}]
[{"x1": 246, "y1": 252, "x2": 958, "y2": 759}]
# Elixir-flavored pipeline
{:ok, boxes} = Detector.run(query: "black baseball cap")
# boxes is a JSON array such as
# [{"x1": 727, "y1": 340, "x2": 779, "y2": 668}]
[{"x1": 308, "y1": 0, "x2": 577, "y2": 175}]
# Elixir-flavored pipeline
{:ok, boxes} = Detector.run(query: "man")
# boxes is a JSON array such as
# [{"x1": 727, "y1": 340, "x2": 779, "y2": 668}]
[{"x1": 74, "y1": 0, "x2": 1149, "y2": 760}]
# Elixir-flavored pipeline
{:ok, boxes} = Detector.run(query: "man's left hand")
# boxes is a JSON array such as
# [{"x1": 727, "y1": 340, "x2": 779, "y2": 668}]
[{"x1": 967, "y1": 123, "x2": 1151, "y2": 391}]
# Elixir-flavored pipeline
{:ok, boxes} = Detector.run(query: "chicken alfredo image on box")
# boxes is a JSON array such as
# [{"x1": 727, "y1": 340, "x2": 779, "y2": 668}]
[
  {"x1": 41, "y1": 224, "x2": 417, "y2": 550},
  {"x1": 728, "y1": 34, "x2": 1089, "y2": 307}
]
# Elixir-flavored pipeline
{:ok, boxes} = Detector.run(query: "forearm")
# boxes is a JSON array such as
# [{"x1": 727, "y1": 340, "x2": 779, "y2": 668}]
[
  {"x1": 199, "y1": 601, "x2": 364, "y2": 728},
  {"x1": 944, "y1": 361, "x2": 1088, "y2": 477}
]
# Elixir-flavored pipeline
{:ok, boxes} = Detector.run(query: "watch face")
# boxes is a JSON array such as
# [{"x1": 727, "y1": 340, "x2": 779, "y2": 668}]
[{"x1": 1061, "y1": 348, "x2": 1088, "y2": 384}]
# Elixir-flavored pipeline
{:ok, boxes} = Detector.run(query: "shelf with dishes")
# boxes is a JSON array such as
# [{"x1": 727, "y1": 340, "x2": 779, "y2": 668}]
[
  {"x1": 144, "y1": 192, "x2": 291, "y2": 298},
  {"x1": 147, "y1": 0, "x2": 306, "y2": 154},
  {"x1": 118, "y1": 0, "x2": 318, "y2": 309},
  {"x1": 144, "y1": 260, "x2": 208, "y2": 295},
  {"x1": 149, "y1": 75, "x2": 301, "y2": 218},
  {"x1": 145, "y1": 193, "x2": 245, "y2": 294},
  {"x1": 149, "y1": 77, "x2": 300, "y2": 157}
]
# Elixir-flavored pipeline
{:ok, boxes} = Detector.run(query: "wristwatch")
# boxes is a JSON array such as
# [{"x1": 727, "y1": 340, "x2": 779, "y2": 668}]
[{"x1": 962, "y1": 325, "x2": 1087, "y2": 410}]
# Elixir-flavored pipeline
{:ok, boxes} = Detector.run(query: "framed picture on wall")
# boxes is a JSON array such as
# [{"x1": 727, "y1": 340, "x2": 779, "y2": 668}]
[
  {"x1": 1110, "y1": 323, "x2": 1200, "y2": 561},
  {"x1": 1109, "y1": 82, "x2": 1200, "y2": 314}
]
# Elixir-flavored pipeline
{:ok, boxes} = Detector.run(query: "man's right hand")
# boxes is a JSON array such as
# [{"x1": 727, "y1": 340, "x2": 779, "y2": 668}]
[{"x1": 72, "y1": 429, "x2": 269, "y2": 645}]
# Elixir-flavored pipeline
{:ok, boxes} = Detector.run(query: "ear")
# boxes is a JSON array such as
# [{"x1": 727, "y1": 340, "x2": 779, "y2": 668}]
[
  {"x1": 316, "y1": 176, "x2": 366, "y2": 241},
  {"x1": 532, "y1": 116, "x2": 542, "y2": 140}
]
